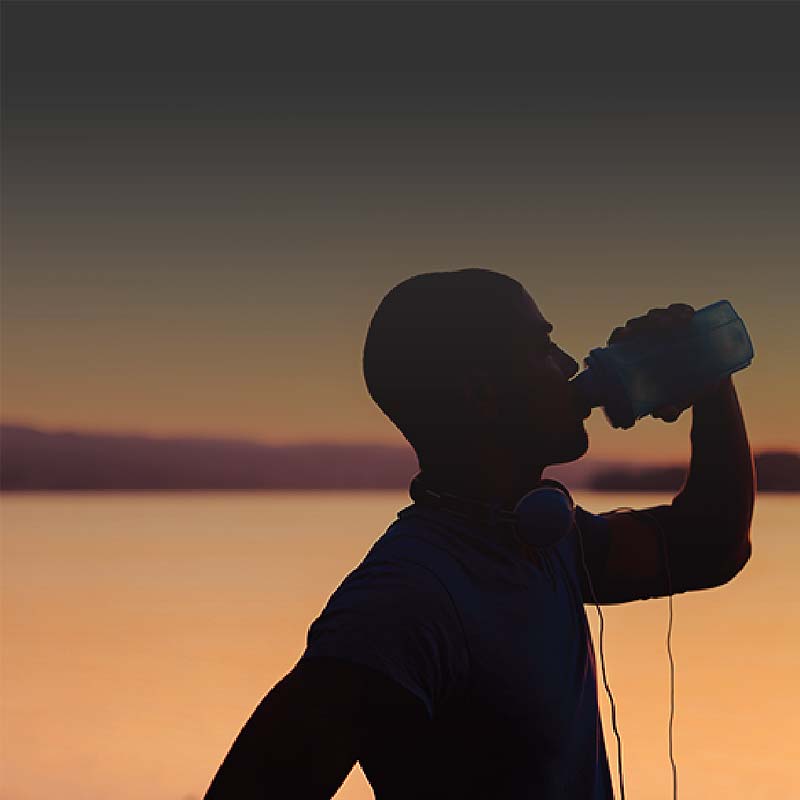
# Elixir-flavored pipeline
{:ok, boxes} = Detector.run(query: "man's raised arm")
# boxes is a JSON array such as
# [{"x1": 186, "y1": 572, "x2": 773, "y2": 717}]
[
  {"x1": 667, "y1": 374, "x2": 755, "y2": 586},
  {"x1": 582, "y1": 375, "x2": 755, "y2": 605}
]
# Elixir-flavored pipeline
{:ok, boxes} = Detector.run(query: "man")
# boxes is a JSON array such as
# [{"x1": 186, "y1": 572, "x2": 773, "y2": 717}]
[{"x1": 205, "y1": 268, "x2": 754, "y2": 799}]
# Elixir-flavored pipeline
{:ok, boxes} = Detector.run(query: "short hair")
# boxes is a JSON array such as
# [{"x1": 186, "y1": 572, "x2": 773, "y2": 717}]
[{"x1": 362, "y1": 268, "x2": 532, "y2": 456}]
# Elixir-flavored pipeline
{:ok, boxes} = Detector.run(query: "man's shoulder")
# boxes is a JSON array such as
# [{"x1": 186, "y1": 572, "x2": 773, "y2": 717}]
[
  {"x1": 304, "y1": 511, "x2": 472, "y2": 718},
  {"x1": 338, "y1": 517, "x2": 456, "y2": 605},
  {"x1": 366, "y1": 506, "x2": 459, "y2": 562},
  {"x1": 312, "y1": 511, "x2": 456, "y2": 612}
]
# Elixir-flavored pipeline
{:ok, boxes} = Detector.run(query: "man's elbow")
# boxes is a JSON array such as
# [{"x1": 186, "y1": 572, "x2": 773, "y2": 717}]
[
  {"x1": 667, "y1": 492, "x2": 754, "y2": 591},
  {"x1": 703, "y1": 527, "x2": 753, "y2": 589}
]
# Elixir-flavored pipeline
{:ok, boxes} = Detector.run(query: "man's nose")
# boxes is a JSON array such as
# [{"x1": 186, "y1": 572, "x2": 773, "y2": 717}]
[{"x1": 554, "y1": 346, "x2": 580, "y2": 379}]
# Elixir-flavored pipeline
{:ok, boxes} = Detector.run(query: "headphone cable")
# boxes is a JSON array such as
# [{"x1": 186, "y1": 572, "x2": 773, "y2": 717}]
[
  {"x1": 637, "y1": 509, "x2": 678, "y2": 800},
  {"x1": 574, "y1": 512, "x2": 626, "y2": 800},
  {"x1": 575, "y1": 507, "x2": 678, "y2": 800}
]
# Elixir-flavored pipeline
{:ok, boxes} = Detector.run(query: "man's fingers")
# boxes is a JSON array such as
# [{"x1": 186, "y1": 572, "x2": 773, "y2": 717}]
[
  {"x1": 608, "y1": 302, "x2": 696, "y2": 346},
  {"x1": 608, "y1": 302, "x2": 698, "y2": 422},
  {"x1": 653, "y1": 398, "x2": 694, "y2": 421},
  {"x1": 645, "y1": 309, "x2": 676, "y2": 335},
  {"x1": 608, "y1": 315, "x2": 652, "y2": 343},
  {"x1": 653, "y1": 405, "x2": 683, "y2": 422},
  {"x1": 667, "y1": 302, "x2": 695, "y2": 319},
  {"x1": 607, "y1": 326, "x2": 627, "y2": 345}
]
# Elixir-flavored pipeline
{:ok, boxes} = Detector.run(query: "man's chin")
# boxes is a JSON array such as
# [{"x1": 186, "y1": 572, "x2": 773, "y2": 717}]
[
  {"x1": 545, "y1": 426, "x2": 589, "y2": 467},
  {"x1": 509, "y1": 422, "x2": 589, "y2": 469}
]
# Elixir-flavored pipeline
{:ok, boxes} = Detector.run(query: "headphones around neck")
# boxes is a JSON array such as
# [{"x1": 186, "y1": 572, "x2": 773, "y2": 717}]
[
  {"x1": 407, "y1": 472, "x2": 576, "y2": 550},
  {"x1": 406, "y1": 470, "x2": 632, "y2": 798},
  {"x1": 405, "y1": 470, "x2": 679, "y2": 800}
]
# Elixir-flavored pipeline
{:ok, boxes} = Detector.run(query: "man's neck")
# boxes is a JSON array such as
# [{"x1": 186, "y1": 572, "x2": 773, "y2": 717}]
[{"x1": 419, "y1": 458, "x2": 545, "y2": 510}]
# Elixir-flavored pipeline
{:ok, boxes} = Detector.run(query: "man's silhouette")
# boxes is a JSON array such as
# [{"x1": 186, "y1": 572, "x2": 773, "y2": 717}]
[{"x1": 205, "y1": 269, "x2": 754, "y2": 799}]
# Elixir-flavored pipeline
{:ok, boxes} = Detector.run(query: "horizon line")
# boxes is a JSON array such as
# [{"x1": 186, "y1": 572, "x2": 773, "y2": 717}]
[{"x1": 2, "y1": 419, "x2": 797, "y2": 461}]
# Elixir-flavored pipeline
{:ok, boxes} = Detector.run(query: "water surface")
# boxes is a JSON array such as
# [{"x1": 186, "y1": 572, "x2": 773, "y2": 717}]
[{"x1": 2, "y1": 491, "x2": 797, "y2": 799}]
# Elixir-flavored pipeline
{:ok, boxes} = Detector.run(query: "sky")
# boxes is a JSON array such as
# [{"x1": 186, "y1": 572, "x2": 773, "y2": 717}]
[{"x1": 2, "y1": 1, "x2": 799, "y2": 463}]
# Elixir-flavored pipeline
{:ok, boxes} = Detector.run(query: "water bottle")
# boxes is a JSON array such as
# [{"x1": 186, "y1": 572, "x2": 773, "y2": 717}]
[{"x1": 570, "y1": 300, "x2": 754, "y2": 430}]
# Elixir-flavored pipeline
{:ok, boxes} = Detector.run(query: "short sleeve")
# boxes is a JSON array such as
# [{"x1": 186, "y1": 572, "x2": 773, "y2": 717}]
[
  {"x1": 573, "y1": 505, "x2": 613, "y2": 604},
  {"x1": 301, "y1": 558, "x2": 469, "y2": 720}
]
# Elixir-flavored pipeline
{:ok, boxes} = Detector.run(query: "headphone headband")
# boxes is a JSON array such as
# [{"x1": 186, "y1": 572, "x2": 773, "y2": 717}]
[{"x1": 408, "y1": 472, "x2": 573, "y2": 529}]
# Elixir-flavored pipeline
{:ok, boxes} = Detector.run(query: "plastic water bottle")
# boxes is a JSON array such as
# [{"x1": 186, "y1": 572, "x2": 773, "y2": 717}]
[{"x1": 570, "y1": 300, "x2": 754, "y2": 430}]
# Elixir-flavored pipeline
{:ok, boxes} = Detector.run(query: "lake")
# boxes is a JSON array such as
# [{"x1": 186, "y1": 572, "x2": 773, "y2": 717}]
[{"x1": 1, "y1": 491, "x2": 798, "y2": 799}]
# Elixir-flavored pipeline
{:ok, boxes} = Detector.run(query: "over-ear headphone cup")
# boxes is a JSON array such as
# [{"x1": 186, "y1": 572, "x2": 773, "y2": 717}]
[{"x1": 513, "y1": 487, "x2": 575, "y2": 549}]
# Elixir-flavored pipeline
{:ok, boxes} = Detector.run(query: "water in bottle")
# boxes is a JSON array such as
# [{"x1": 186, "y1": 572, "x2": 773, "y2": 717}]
[{"x1": 570, "y1": 299, "x2": 754, "y2": 429}]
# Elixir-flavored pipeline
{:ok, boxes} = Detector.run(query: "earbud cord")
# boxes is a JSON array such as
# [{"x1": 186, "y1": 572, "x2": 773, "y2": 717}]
[
  {"x1": 640, "y1": 508, "x2": 678, "y2": 800},
  {"x1": 574, "y1": 512, "x2": 626, "y2": 800},
  {"x1": 576, "y1": 507, "x2": 678, "y2": 800}
]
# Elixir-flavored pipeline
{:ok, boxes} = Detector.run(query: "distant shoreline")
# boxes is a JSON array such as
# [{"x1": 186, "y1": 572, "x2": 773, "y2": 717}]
[{"x1": 2, "y1": 424, "x2": 798, "y2": 492}]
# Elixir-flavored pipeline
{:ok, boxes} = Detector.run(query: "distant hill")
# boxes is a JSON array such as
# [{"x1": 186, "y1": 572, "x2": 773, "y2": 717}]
[
  {"x1": 0, "y1": 424, "x2": 608, "y2": 491},
  {"x1": 1, "y1": 424, "x2": 797, "y2": 492},
  {"x1": 752, "y1": 452, "x2": 800, "y2": 492},
  {"x1": 590, "y1": 465, "x2": 688, "y2": 493},
  {"x1": 589, "y1": 451, "x2": 800, "y2": 492},
  {"x1": 0, "y1": 425, "x2": 419, "y2": 491}
]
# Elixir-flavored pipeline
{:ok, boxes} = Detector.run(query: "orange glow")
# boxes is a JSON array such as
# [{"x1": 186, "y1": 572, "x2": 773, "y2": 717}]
[{"x1": 2, "y1": 491, "x2": 797, "y2": 799}]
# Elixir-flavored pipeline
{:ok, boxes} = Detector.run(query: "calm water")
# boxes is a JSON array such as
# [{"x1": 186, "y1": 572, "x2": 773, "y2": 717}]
[{"x1": 1, "y1": 491, "x2": 798, "y2": 800}]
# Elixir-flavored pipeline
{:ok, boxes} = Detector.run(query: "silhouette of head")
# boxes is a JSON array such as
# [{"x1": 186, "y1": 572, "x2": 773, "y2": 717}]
[{"x1": 363, "y1": 269, "x2": 589, "y2": 473}]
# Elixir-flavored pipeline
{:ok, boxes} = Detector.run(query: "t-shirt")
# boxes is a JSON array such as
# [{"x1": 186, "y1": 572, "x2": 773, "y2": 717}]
[{"x1": 301, "y1": 499, "x2": 615, "y2": 799}]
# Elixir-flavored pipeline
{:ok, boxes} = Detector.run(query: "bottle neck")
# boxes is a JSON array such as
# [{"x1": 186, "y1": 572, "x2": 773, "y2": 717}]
[{"x1": 570, "y1": 367, "x2": 605, "y2": 409}]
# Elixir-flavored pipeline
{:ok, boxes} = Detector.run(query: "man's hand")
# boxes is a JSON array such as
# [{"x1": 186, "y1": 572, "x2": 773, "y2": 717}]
[
  {"x1": 588, "y1": 302, "x2": 754, "y2": 601},
  {"x1": 607, "y1": 302, "x2": 704, "y2": 422}
]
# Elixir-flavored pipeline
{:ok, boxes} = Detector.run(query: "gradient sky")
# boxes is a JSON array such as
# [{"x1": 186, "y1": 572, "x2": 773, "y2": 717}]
[{"x1": 3, "y1": 2, "x2": 799, "y2": 463}]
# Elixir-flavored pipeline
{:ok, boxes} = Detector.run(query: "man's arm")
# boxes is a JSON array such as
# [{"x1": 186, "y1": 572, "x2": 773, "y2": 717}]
[
  {"x1": 203, "y1": 655, "x2": 430, "y2": 799},
  {"x1": 582, "y1": 375, "x2": 755, "y2": 605}
]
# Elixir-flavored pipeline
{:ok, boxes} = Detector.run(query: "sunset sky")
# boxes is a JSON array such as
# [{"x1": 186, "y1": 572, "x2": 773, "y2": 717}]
[{"x1": 3, "y1": 2, "x2": 799, "y2": 464}]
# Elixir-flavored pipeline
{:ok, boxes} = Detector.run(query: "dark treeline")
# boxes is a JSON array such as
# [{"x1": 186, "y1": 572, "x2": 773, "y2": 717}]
[
  {"x1": 0, "y1": 425, "x2": 418, "y2": 491},
  {"x1": 589, "y1": 452, "x2": 800, "y2": 492},
  {"x1": 1, "y1": 425, "x2": 798, "y2": 492}
]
